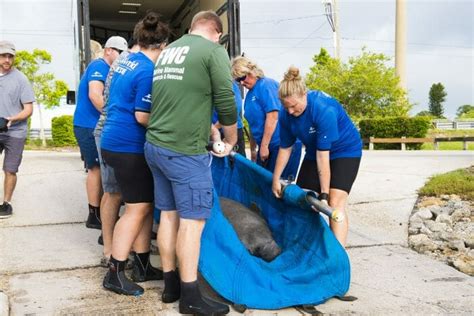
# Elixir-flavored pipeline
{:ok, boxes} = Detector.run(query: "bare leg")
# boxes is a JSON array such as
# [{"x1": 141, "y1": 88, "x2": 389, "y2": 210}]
[
  {"x1": 111, "y1": 202, "x2": 152, "y2": 260},
  {"x1": 132, "y1": 208, "x2": 153, "y2": 253},
  {"x1": 329, "y1": 188, "x2": 349, "y2": 247},
  {"x1": 158, "y1": 210, "x2": 179, "y2": 272},
  {"x1": 101, "y1": 192, "x2": 122, "y2": 257},
  {"x1": 86, "y1": 166, "x2": 102, "y2": 206},
  {"x1": 3, "y1": 171, "x2": 17, "y2": 202},
  {"x1": 176, "y1": 218, "x2": 205, "y2": 282}
]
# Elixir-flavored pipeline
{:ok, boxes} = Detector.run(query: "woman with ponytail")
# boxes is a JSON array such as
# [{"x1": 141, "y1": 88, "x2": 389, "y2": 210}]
[
  {"x1": 272, "y1": 66, "x2": 362, "y2": 247},
  {"x1": 100, "y1": 12, "x2": 170, "y2": 296}
]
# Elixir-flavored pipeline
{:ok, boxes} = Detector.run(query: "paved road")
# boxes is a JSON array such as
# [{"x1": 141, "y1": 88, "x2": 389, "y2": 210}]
[{"x1": 0, "y1": 150, "x2": 473, "y2": 315}]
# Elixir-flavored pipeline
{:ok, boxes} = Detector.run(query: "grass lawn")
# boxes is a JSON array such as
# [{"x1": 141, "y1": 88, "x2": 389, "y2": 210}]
[
  {"x1": 419, "y1": 166, "x2": 474, "y2": 200},
  {"x1": 427, "y1": 129, "x2": 474, "y2": 137},
  {"x1": 421, "y1": 142, "x2": 474, "y2": 150},
  {"x1": 422, "y1": 129, "x2": 474, "y2": 150}
]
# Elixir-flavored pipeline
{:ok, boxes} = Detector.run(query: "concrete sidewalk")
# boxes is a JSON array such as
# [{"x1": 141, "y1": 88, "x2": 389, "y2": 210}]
[{"x1": 0, "y1": 150, "x2": 473, "y2": 315}]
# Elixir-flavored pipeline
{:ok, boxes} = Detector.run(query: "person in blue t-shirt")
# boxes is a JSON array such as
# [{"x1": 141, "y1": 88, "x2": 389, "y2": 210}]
[
  {"x1": 73, "y1": 35, "x2": 128, "y2": 230},
  {"x1": 212, "y1": 81, "x2": 246, "y2": 156},
  {"x1": 272, "y1": 66, "x2": 362, "y2": 247},
  {"x1": 231, "y1": 56, "x2": 301, "y2": 179},
  {"x1": 100, "y1": 12, "x2": 170, "y2": 297}
]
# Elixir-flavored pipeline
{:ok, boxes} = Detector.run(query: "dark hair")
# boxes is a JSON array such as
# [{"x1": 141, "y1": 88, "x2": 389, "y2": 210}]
[
  {"x1": 190, "y1": 10, "x2": 223, "y2": 34},
  {"x1": 127, "y1": 36, "x2": 137, "y2": 49},
  {"x1": 133, "y1": 11, "x2": 170, "y2": 48}
]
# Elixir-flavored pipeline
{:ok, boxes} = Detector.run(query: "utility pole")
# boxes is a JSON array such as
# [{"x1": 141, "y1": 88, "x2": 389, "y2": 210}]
[
  {"x1": 395, "y1": 0, "x2": 407, "y2": 90},
  {"x1": 333, "y1": 0, "x2": 340, "y2": 59},
  {"x1": 323, "y1": 0, "x2": 340, "y2": 59}
]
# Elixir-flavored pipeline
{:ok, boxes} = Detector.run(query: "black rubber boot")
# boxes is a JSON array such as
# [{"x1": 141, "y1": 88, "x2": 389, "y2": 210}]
[
  {"x1": 179, "y1": 280, "x2": 229, "y2": 315},
  {"x1": 162, "y1": 270, "x2": 180, "y2": 303},
  {"x1": 86, "y1": 204, "x2": 101, "y2": 229},
  {"x1": 103, "y1": 256, "x2": 144, "y2": 296},
  {"x1": 130, "y1": 252, "x2": 163, "y2": 282}
]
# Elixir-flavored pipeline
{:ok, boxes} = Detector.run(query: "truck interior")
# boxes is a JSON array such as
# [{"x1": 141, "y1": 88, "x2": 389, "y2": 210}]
[{"x1": 77, "y1": 0, "x2": 240, "y2": 74}]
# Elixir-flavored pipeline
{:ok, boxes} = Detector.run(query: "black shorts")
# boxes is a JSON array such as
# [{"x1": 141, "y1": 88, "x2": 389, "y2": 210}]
[
  {"x1": 296, "y1": 157, "x2": 361, "y2": 194},
  {"x1": 101, "y1": 149, "x2": 154, "y2": 203}
]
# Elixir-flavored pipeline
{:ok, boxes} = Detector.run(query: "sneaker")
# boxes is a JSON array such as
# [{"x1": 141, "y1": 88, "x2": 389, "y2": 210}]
[{"x1": 0, "y1": 202, "x2": 12, "y2": 219}]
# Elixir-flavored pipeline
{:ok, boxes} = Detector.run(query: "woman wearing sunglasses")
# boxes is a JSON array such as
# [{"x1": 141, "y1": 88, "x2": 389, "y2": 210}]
[{"x1": 231, "y1": 56, "x2": 301, "y2": 180}]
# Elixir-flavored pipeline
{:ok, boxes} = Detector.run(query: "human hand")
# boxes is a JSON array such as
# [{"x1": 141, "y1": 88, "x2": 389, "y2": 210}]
[
  {"x1": 250, "y1": 149, "x2": 257, "y2": 162},
  {"x1": 259, "y1": 145, "x2": 269, "y2": 161},
  {"x1": 5, "y1": 117, "x2": 12, "y2": 128},
  {"x1": 318, "y1": 192, "x2": 329, "y2": 205},
  {"x1": 272, "y1": 180, "x2": 283, "y2": 198},
  {"x1": 210, "y1": 141, "x2": 234, "y2": 158}
]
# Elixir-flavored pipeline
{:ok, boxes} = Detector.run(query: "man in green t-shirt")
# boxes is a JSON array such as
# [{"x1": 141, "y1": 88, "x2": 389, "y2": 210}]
[{"x1": 145, "y1": 10, "x2": 237, "y2": 315}]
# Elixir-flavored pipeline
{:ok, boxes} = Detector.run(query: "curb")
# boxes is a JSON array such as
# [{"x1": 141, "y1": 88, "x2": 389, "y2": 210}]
[{"x1": 0, "y1": 291, "x2": 8, "y2": 316}]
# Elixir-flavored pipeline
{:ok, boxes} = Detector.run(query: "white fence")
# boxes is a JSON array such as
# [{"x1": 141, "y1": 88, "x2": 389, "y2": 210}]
[
  {"x1": 29, "y1": 128, "x2": 52, "y2": 139},
  {"x1": 433, "y1": 120, "x2": 474, "y2": 130}
]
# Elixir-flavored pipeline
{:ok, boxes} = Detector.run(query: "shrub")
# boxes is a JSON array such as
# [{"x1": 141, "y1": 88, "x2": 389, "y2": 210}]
[
  {"x1": 52, "y1": 115, "x2": 76, "y2": 146},
  {"x1": 359, "y1": 116, "x2": 431, "y2": 149}
]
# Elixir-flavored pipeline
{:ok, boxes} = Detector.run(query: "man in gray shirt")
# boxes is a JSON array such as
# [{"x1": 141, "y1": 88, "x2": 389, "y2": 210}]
[{"x1": 0, "y1": 41, "x2": 34, "y2": 218}]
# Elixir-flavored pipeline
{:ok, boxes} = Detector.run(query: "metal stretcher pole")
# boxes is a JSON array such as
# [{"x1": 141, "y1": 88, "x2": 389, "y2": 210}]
[{"x1": 304, "y1": 191, "x2": 344, "y2": 222}]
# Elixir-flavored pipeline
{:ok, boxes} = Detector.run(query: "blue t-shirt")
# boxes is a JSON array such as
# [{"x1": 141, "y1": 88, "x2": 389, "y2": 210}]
[
  {"x1": 279, "y1": 90, "x2": 362, "y2": 160},
  {"x1": 101, "y1": 52, "x2": 153, "y2": 154},
  {"x1": 73, "y1": 58, "x2": 109, "y2": 128},
  {"x1": 243, "y1": 77, "x2": 281, "y2": 150},
  {"x1": 213, "y1": 81, "x2": 243, "y2": 128}
]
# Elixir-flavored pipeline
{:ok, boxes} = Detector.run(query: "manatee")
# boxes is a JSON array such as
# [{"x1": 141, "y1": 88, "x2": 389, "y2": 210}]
[{"x1": 219, "y1": 197, "x2": 281, "y2": 262}]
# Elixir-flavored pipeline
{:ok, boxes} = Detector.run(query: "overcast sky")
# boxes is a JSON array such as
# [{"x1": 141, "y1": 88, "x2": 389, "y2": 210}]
[{"x1": 239, "y1": 0, "x2": 473, "y2": 119}]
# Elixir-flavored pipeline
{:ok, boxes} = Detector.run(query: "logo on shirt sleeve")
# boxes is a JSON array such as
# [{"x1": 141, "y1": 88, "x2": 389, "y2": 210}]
[
  {"x1": 308, "y1": 126, "x2": 316, "y2": 134},
  {"x1": 141, "y1": 94, "x2": 152, "y2": 103},
  {"x1": 91, "y1": 71, "x2": 104, "y2": 78}
]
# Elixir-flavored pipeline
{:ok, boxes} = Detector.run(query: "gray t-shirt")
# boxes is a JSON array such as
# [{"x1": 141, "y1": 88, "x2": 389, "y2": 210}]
[{"x1": 0, "y1": 68, "x2": 35, "y2": 138}]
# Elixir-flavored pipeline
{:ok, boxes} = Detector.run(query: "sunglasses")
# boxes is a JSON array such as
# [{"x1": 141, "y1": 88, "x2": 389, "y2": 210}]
[
  {"x1": 236, "y1": 75, "x2": 247, "y2": 83},
  {"x1": 111, "y1": 48, "x2": 123, "y2": 54}
]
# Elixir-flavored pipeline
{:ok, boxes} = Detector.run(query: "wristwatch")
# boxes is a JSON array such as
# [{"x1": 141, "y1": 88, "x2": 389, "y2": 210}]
[{"x1": 318, "y1": 192, "x2": 329, "y2": 201}]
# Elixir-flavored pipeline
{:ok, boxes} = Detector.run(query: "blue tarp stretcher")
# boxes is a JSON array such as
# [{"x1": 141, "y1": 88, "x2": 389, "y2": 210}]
[{"x1": 199, "y1": 153, "x2": 351, "y2": 309}]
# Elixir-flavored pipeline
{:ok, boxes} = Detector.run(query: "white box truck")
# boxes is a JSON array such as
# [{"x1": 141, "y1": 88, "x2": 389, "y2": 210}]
[{"x1": 0, "y1": 0, "x2": 241, "y2": 104}]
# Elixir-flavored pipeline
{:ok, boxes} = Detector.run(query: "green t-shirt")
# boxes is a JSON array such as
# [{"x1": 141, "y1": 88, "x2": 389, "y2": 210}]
[{"x1": 147, "y1": 34, "x2": 237, "y2": 155}]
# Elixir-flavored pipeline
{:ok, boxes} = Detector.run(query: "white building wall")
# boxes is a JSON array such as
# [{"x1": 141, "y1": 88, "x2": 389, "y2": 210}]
[{"x1": 0, "y1": 0, "x2": 79, "y2": 128}]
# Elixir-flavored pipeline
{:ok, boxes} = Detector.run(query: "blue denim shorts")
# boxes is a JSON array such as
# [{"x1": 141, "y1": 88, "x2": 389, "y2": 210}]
[
  {"x1": 74, "y1": 126, "x2": 99, "y2": 169},
  {"x1": 144, "y1": 142, "x2": 213, "y2": 220}
]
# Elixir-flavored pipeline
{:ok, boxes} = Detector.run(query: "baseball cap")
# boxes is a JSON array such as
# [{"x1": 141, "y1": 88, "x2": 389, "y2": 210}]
[
  {"x1": 0, "y1": 41, "x2": 16, "y2": 56},
  {"x1": 104, "y1": 36, "x2": 128, "y2": 52}
]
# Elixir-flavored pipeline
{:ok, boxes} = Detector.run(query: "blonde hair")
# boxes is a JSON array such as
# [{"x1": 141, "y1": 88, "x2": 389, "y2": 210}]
[
  {"x1": 231, "y1": 56, "x2": 265, "y2": 79},
  {"x1": 279, "y1": 66, "x2": 307, "y2": 99},
  {"x1": 90, "y1": 40, "x2": 103, "y2": 60}
]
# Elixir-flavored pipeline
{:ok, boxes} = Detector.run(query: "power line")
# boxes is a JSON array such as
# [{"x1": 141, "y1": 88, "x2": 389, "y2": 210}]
[
  {"x1": 243, "y1": 36, "x2": 333, "y2": 40},
  {"x1": 244, "y1": 45, "x2": 472, "y2": 58},
  {"x1": 341, "y1": 37, "x2": 473, "y2": 49},
  {"x1": 242, "y1": 35, "x2": 472, "y2": 49},
  {"x1": 258, "y1": 21, "x2": 328, "y2": 60},
  {"x1": 242, "y1": 14, "x2": 325, "y2": 25}
]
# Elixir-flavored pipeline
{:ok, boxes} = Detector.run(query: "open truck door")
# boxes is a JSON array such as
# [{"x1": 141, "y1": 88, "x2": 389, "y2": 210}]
[{"x1": 76, "y1": 0, "x2": 241, "y2": 76}]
